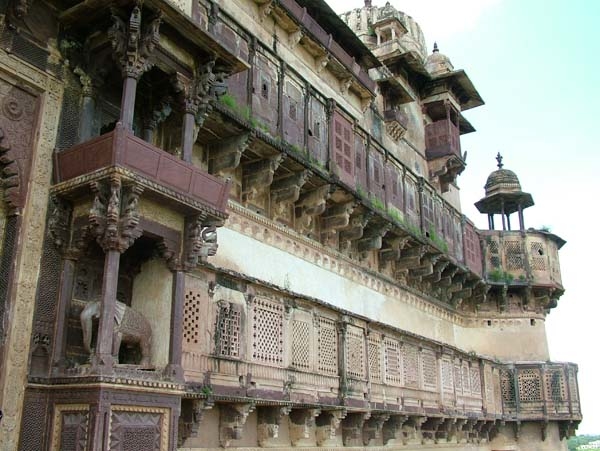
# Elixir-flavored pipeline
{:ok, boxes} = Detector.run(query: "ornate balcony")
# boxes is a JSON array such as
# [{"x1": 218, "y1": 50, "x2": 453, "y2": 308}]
[
  {"x1": 383, "y1": 108, "x2": 409, "y2": 141},
  {"x1": 53, "y1": 124, "x2": 231, "y2": 218}
]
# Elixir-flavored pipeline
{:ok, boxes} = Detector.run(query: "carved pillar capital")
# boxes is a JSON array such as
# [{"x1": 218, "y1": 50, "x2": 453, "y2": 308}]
[{"x1": 108, "y1": 5, "x2": 162, "y2": 80}]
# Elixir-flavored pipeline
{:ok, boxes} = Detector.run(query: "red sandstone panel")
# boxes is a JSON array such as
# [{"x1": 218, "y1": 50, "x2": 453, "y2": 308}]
[
  {"x1": 57, "y1": 134, "x2": 113, "y2": 180},
  {"x1": 123, "y1": 137, "x2": 161, "y2": 178},
  {"x1": 157, "y1": 156, "x2": 193, "y2": 193},
  {"x1": 191, "y1": 172, "x2": 223, "y2": 207}
]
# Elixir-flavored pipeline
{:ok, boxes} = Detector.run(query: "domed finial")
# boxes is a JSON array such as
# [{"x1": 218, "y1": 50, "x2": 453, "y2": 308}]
[
  {"x1": 496, "y1": 152, "x2": 504, "y2": 169},
  {"x1": 364, "y1": 0, "x2": 372, "y2": 7},
  {"x1": 433, "y1": 42, "x2": 439, "y2": 53}
]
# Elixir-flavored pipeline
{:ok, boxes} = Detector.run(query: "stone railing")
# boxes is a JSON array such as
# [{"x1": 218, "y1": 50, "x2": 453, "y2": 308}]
[
  {"x1": 53, "y1": 124, "x2": 231, "y2": 215},
  {"x1": 481, "y1": 230, "x2": 564, "y2": 288}
]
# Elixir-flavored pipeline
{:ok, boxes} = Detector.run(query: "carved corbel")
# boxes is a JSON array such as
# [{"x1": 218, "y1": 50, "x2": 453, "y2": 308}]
[
  {"x1": 438, "y1": 417, "x2": 457, "y2": 443},
  {"x1": 395, "y1": 245, "x2": 427, "y2": 271},
  {"x1": 340, "y1": 77, "x2": 353, "y2": 95},
  {"x1": 219, "y1": 403, "x2": 255, "y2": 447},
  {"x1": 321, "y1": 201, "x2": 356, "y2": 234},
  {"x1": 289, "y1": 408, "x2": 321, "y2": 446},
  {"x1": 337, "y1": 210, "x2": 372, "y2": 249},
  {"x1": 408, "y1": 253, "x2": 443, "y2": 281},
  {"x1": 141, "y1": 95, "x2": 173, "y2": 138},
  {"x1": 454, "y1": 418, "x2": 468, "y2": 443},
  {"x1": 295, "y1": 184, "x2": 333, "y2": 234},
  {"x1": 421, "y1": 417, "x2": 444, "y2": 444},
  {"x1": 184, "y1": 215, "x2": 223, "y2": 269},
  {"x1": 257, "y1": 406, "x2": 291, "y2": 446},
  {"x1": 88, "y1": 176, "x2": 143, "y2": 252},
  {"x1": 315, "y1": 54, "x2": 330, "y2": 73},
  {"x1": 242, "y1": 154, "x2": 284, "y2": 201},
  {"x1": 342, "y1": 411, "x2": 371, "y2": 446},
  {"x1": 316, "y1": 409, "x2": 347, "y2": 446},
  {"x1": 358, "y1": 222, "x2": 392, "y2": 253},
  {"x1": 209, "y1": 133, "x2": 251, "y2": 177},
  {"x1": 382, "y1": 414, "x2": 408, "y2": 445},
  {"x1": 179, "y1": 398, "x2": 214, "y2": 444},
  {"x1": 363, "y1": 413, "x2": 389, "y2": 445},
  {"x1": 47, "y1": 195, "x2": 73, "y2": 254},
  {"x1": 108, "y1": 5, "x2": 162, "y2": 80},
  {"x1": 379, "y1": 235, "x2": 410, "y2": 263},
  {"x1": 258, "y1": 0, "x2": 274, "y2": 21},
  {"x1": 271, "y1": 170, "x2": 309, "y2": 204},
  {"x1": 424, "y1": 259, "x2": 450, "y2": 284},
  {"x1": 289, "y1": 29, "x2": 303, "y2": 48}
]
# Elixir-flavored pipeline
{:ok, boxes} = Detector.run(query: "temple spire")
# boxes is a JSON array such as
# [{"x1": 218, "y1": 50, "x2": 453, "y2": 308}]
[{"x1": 433, "y1": 42, "x2": 439, "y2": 53}]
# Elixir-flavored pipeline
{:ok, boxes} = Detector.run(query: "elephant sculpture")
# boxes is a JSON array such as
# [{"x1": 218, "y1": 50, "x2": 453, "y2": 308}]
[{"x1": 80, "y1": 299, "x2": 152, "y2": 366}]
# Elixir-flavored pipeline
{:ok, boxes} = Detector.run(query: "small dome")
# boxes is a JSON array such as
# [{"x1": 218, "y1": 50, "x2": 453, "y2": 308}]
[
  {"x1": 474, "y1": 153, "x2": 534, "y2": 216},
  {"x1": 484, "y1": 168, "x2": 522, "y2": 196},
  {"x1": 425, "y1": 43, "x2": 454, "y2": 76}
]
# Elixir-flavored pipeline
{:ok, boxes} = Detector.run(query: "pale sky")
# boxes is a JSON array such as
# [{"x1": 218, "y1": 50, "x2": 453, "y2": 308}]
[{"x1": 327, "y1": 0, "x2": 599, "y2": 435}]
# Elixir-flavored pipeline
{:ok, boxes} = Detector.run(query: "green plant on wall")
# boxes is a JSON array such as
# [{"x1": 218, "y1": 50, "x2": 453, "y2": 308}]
[
  {"x1": 488, "y1": 268, "x2": 514, "y2": 284},
  {"x1": 428, "y1": 226, "x2": 449, "y2": 253}
]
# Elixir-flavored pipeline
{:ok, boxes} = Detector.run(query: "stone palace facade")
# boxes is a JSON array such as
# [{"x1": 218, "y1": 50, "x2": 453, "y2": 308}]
[{"x1": 0, "y1": 0, "x2": 581, "y2": 450}]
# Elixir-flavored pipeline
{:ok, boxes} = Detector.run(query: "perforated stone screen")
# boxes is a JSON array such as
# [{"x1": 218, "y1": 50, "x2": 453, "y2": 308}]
[
  {"x1": 317, "y1": 317, "x2": 338, "y2": 375},
  {"x1": 518, "y1": 369, "x2": 542, "y2": 402},
  {"x1": 501, "y1": 370, "x2": 516, "y2": 403},
  {"x1": 384, "y1": 338, "x2": 401, "y2": 385},
  {"x1": 442, "y1": 359, "x2": 454, "y2": 393},
  {"x1": 215, "y1": 302, "x2": 242, "y2": 358},
  {"x1": 183, "y1": 290, "x2": 201, "y2": 346},
  {"x1": 251, "y1": 297, "x2": 284, "y2": 365},
  {"x1": 346, "y1": 325, "x2": 365, "y2": 379},
  {"x1": 545, "y1": 368, "x2": 567, "y2": 402},
  {"x1": 421, "y1": 350, "x2": 437, "y2": 390},
  {"x1": 505, "y1": 240, "x2": 523, "y2": 270},
  {"x1": 291, "y1": 319, "x2": 311, "y2": 370},
  {"x1": 470, "y1": 367, "x2": 482, "y2": 395},
  {"x1": 530, "y1": 242, "x2": 547, "y2": 271},
  {"x1": 368, "y1": 334, "x2": 382, "y2": 383},
  {"x1": 402, "y1": 343, "x2": 419, "y2": 388}
]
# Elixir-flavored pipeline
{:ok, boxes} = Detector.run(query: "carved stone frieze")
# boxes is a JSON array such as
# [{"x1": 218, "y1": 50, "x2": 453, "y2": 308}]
[
  {"x1": 219, "y1": 403, "x2": 255, "y2": 448},
  {"x1": 88, "y1": 176, "x2": 144, "y2": 252},
  {"x1": 108, "y1": 6, "x2": 162, "y2": 79}
]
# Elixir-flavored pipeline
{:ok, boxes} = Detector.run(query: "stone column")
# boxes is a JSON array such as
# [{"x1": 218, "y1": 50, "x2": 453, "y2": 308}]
[
  {"x1": 166, "y1": 269, "x2": 185, "y2": 381},
  {"x1": 74, "y1": 66, "x2": 96, "y2": 142},
  {"x1": 88, "y1": 176, "x2": 144, "y2": 373},
  {"x1": 108, "y1": 5, "x2": 162, "y2": 130},
  {"x1": 51, "y1": 256, "x2": 76, "y2": 372}
]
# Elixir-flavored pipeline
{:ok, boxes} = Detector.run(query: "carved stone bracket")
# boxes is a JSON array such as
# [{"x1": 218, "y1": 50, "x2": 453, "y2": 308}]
[
  {"x1": 315, "y1": 54, "x2": 330, "y2": 73},
  {"x1": 271, "y1": 170, "x2": 309, "y2": 204},
  {"x1": 321, "y1": 201, "x2": 356, "y2": 235},
  {"x1": 242, "y1": 154, "x2": 284, "y2": 201},
  {"x1": 175, "y1": 60, "x2": 218, "y2": 129},
  {"x1": 179, "y1": 398, "x2": 214, "y2": 445},
  {"x1": 289, "y1": 29, "x2": 303, "y2": 48},
  {"x1": 421, "y1": 417, "x2": 444, "y2": 444},
  {"x1": 338, "y1": 211, "x2": 374, "y2": 252},
  {"x1": 316, "y1": 409, "x2": 347, "y2": 446},
  {"x1": 257, "y1": 406, "x2": 291, "y2": 446},
  {"x1": 209, "y1": 133, "x2": 251, "y2": 177},
  {"x1": 395, "y1": 245, "x2": 427, "y2": 278},
  {"x1": 184, "y1": 214, "x2": 224, "y2": 270},
  {"x1": 88, "y1": 176, "x2": 144, "y2": 252},
  {"x1": 437, "y1": 417, "x2": 457, "y2": 443},
  {"x1": 408, "y1": 253, "x2": 442, "y2": 282},
  {"x1": 382, "y1": 414, "x2": 408, "y2": 445},
  {"x1": 358, "y1": 222, "x2": 391, "y2": 253},
  {"x1": 219, "y1": 403, "x2": 255, "y2": 448},
  {"x1": 363, "y1": 413, "x2": 389, "y2": 445},
  {"x1": 258, "y1": 0, "x2": 274, "y2": 21},
  {"x1": 109, "y1": 5, "x2": 162, "y2": 79},
  {"x1": 295, "y1": 184, "x2": 333, "y2": 235},
  {"x1": 47, "y1": 195, "x2": 73, "y2": 254},
  {"x1": 340, "y1": 77, "x2": 352, "y2": 95},
  {"x1": 289, "y1": 408, "x2": 321, "y2": 446},
  {"x1": 379, "y1": 235, "x2": 410, "y2": 263},
  {"x1": 342, "y1": 411, "x2": 371, "y2": 446}
]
